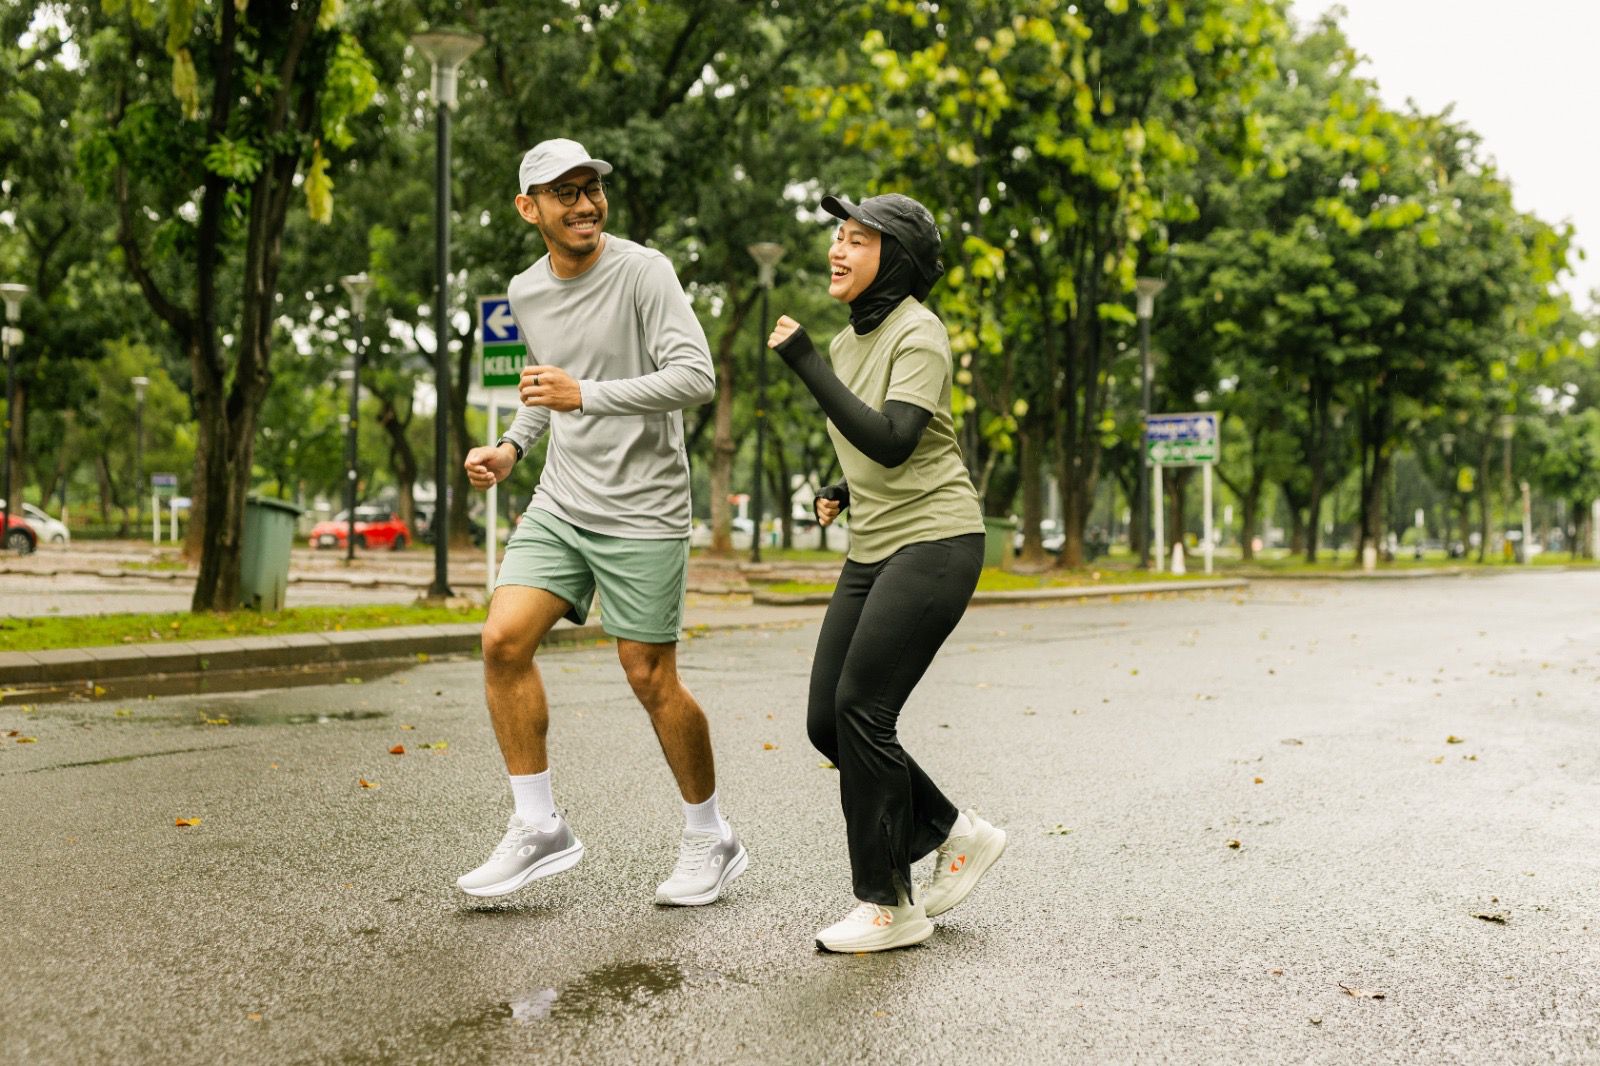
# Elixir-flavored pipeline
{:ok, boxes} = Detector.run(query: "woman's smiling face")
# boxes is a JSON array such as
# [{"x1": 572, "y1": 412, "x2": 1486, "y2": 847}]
[{"x1": 828, "y1": 219, "x2": 881, "y2": 303}]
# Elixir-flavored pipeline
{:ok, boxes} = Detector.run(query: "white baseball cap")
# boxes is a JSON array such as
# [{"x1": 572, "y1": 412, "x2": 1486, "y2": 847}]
[{"x1": 517, "y1": 138, "x2": 613, "y2": 194}]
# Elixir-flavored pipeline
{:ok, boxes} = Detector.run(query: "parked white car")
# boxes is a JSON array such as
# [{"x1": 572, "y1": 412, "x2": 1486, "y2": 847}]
[{"x1": 0, "y1": 500, "x2": 69, "y2": 544}]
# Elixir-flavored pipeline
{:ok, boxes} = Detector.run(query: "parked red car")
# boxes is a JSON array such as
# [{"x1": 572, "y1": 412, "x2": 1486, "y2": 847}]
[
  {"x1": 308, "y1": 507, "x2": 412, "y2": 551},
  {"x1": 3, "y1": 511, "x2": 37, "y2": 554}
]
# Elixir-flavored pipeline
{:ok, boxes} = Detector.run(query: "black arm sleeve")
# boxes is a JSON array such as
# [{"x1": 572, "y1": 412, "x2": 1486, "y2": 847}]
[
  {"x1": 774, "y1": 327, "x2": 932, "y2": 468},
  {"x1": 814, "y1": 479, "x2": 850, "y2": 518}
]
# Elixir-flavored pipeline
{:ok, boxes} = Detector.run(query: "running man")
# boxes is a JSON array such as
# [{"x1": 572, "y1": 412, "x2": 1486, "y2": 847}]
[{"x1": 457, "y1": 138, "x2": 746, "y2": 906}]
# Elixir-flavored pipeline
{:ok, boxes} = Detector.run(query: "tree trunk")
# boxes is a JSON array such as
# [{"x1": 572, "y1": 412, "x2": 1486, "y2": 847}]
[
  {"x1": 1475, "y1": 444, "x2": 1491, "y2": 563},
  {"x1": 1016, "y1": 423, "x2": 1047, "y2": 567},
  {"x1": 707, "y1": 288, "x2": 756, "y2": 558},
  {"x1": 374, "y1": 394, "x2": 419, "y2": 530},
  {"x1": 1303, "y1": 375, "x2": 1331, "y2": 563}
]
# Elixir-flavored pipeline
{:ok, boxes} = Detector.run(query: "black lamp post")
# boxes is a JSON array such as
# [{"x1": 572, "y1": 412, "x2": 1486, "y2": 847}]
[
  {"x1": 0, "y1": 282, "x2": 27, "y2": 551},
  {"x1": 131, "y1": 374, "x2": 149, "y2": 541},
  {"x1": 340, "y1": 272, "x2": 373, "y2": 563},
  {"x1": 747, "y1": 242, "x2": 786, "y2": 563},
  {"x1": 1135, "y1": 277, "x2": 1166, "y2": 568},
  {"x1": 411, "y1": 26, "x2": 484, "y2": 599}
]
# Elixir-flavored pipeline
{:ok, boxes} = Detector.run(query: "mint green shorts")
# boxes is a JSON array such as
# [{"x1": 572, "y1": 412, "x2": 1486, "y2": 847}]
[{"x1": 494, "y1": 507, "x2": 688, "y2": 644}]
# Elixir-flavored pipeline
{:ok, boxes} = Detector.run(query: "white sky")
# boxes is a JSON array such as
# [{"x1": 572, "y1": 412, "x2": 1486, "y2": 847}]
[{"x1": 1313, "y1": 1, "x2": 1600, "y2": 308}]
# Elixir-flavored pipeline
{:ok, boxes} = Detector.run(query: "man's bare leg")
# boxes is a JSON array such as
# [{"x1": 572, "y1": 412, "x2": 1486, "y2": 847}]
[
  {"x1": 480, "y1": 586, "x2": 573, "y2": 775},
  {"x1": 617, "y1": 639, "x2": 715, "y2": 803}
]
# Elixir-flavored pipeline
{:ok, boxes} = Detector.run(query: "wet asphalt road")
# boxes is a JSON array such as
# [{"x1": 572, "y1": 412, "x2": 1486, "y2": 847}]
[{"x1": 3, "y1": 572, "x2": 1599, "y2": 1065}]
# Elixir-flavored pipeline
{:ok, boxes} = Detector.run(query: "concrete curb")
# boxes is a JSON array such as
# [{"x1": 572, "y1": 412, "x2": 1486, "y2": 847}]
[
  {"x1": 751, "y1": 577, "x2": 1249, "y2": 606},
  {"x1": 0, "y1": 622, "x2": 607, "y2": 690}
]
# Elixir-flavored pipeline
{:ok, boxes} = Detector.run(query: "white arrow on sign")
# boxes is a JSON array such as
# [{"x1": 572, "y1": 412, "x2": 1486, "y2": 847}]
[{"x1": 483, "y1": 300, "x2": 518, "y2": 342}]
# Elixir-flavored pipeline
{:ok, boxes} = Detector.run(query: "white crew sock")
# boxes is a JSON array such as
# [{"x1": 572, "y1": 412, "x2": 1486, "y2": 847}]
[
  {"x1": 947, "y1": 810, "x2": 974, "y2": 839},
  {"x1": 683, "y1": 791, "x2": 730, "y2": 836},
  {"x1": 509, "y1": 771, "x2": 556, "y2": 827}
]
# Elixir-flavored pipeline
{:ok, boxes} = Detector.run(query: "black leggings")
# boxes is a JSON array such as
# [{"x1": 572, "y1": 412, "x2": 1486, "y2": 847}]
[{"x1": 806, "y1": 532, "x2": 985, "y2": 905}]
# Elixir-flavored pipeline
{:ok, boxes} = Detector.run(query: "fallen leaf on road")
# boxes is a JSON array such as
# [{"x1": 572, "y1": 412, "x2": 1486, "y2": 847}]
[
  {"x1": 174, "y1": 817, "x2": 201, "y2": 827},
  {"x1": 358, "y1": 779, "x2": 379, "y2": 790},
  {"x1": 1268, "y1": 968, "x2": 1284, "y2": 976},
  {"x1": 420, "y1": 740, "x2": 448, "y2": 751},
  {"x1": 203, "y1": 716, "x2": 230, "y2": 726},
  {"x1": 1254, "y1": 777, "x2": 1264, "y2": 784},
  {"x1": 1226, "y1": 839, "x2": 1242, "y2": 849},
  {"x1": 114, "y1": 709, "x2": 133, "y2": 718},
  {"x1": 16, "y1": 736, "x2": 38, "y2": 744},
  {"x1": 1430, "y1": 756, "x2": 1445, "y2": 764},
  {"x1": 5, "y1": 729, "x2": 17, "y2": 736},
  {"x1": 763, "y1": 742, "x2": 778, "y2": 750},
  {"x1": 416, "y1": 652, "x2": 430, "y2": 663},
  {"x1": 92, "y1": 684, "x2": 106, "y2": 697},
  {"x1": 1281, "y1": 738, "x2": 1303, "y2": 746},
  {"x1": 345, "y1": 677, "x2": 364, "y2": 685},
  {"x1": 388, "y1": 745, "x2": 405, "y2": 755},
  {"x1": 818, "y1": 760, "x2": 835, "y2": 769},
  {"x1": 1463, "y1": 754, "x2": 1478, "y2": 762},
  {"x1": 1338, "y1": 983, "x2": 1385, "y2": 999},
  {"x1": 1446, "y1": 735, "x2": 1464, "y2": 744},
  {"x1": 1472, "y1": 911, "x2": 1509, "y2": 924},
  {"x1": 246, "y1": 1012, "x2": 263, "y2": 1022},
  {"x1": 1048, "y1": 824, "x2": 1074, "y2": 836},
  {"x1": 400, "y1": 724, "x2": 415, "y2": 731}
]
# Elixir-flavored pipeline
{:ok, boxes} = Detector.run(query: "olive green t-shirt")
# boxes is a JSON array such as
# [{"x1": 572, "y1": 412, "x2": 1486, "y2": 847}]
[{"x1": 827, "y1": 296, "x2": 984, "y2": 563}]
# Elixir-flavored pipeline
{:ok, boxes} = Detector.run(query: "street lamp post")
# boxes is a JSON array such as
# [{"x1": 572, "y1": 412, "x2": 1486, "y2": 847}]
[
  {"x1": 411, "y1": 26, "x2": 484, "y2": 599},
  {"x1": 1135, "y1": 277, "x2": 1166, "y2": 569},
  {"x1": 0, "y1": 283, "x2": 28, "y2": 551},
  {"x1": 131, "y1": 375, "x2": 149, "y2": 541},
  {"x1": 1496, "y1": 414, "x2": 1517, "y2": 562},
  {"x1": 340, "y1": 272, "x2": 374, "y2": 564},
  {"x1": 747, "y1": 242, "x2": 786, "y2": 564}
]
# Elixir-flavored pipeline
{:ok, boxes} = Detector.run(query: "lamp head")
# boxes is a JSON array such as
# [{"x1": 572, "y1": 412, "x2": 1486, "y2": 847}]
[
  {"x1": 1134, "y1": 277, "x2": 1167, "y2": 320},
  {"x1": 131, "y1": 375, "x2": 150, "y2": 403},
  {"x1": 747, "y1": 243, "x2": 786, "y2": 289},
  {"x1": 340, "y1": 273, "x2": 374, "y2": 316},
  {"x1": 0, "y1": 283, "x2": 29, "y2": 322},
  {"x1": 410, "y1": 28, "x2": 485, "y2": 110}
]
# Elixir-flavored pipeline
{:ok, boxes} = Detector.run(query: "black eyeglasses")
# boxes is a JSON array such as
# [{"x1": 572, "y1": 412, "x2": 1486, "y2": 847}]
[{"x1": 536, "y1": 180, "x2": 607, "y2": 207}]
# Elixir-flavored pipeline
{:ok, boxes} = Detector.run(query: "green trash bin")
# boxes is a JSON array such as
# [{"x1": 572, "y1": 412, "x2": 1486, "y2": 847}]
[
  {"x1": 240, "y1": 495, "x2": 304, "y2": 611},
  {"x1": 981, "y1": 516, "x2": 1016, "y2": 569}
]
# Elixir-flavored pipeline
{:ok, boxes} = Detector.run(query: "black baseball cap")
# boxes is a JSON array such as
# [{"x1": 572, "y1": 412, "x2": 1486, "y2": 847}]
[{"x1": 821, "y1": 192, "x2": 946, "y2": 289}]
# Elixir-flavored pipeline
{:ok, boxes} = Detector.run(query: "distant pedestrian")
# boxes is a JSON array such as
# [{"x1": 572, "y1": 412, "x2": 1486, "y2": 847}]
[
  {"x1": 767, "y1": 192, "x2": 1007, "y2": 953},
  {"x1": 458, "y1": 138, "x2": 746, "y2": 907}
]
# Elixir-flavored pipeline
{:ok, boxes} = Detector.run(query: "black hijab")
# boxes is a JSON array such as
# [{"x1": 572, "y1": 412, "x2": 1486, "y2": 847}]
[{"x1": 849, "y1": 232, "x2": 930, "y2": 335}]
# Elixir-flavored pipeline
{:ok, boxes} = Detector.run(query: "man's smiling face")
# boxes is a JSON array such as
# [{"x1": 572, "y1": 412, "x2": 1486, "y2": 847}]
[{"x1": 515, "y1": 166, "x2": 607, "y2": 262}]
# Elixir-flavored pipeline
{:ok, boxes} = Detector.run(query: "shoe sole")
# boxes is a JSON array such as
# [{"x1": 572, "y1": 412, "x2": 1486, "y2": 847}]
[
  {"x1": 815, "y1": 915, "x2": 935, "y2": 954},
  {"x1": 457, "y1": 839, "x2": 585, "y2": 898},
  {"x1": 654, "y1": 845, "x2": 748, "y2": 907},
  {"x1": 924, "y1": 827, "x2": 1007, "y2": 918}
]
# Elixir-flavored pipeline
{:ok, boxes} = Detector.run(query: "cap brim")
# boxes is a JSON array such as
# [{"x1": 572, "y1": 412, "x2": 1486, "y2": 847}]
[{"x1": 820, "y1": 194, "x2": 864, "y2": 225}]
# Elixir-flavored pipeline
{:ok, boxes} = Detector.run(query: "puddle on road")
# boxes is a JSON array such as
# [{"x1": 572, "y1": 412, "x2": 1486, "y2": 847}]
[
  {"x1": 442, "y1": 960, "x2": 693, "y2": 1037},
  {"x1": 6, "y1": 660, "x2": 420, "y2": 706}
]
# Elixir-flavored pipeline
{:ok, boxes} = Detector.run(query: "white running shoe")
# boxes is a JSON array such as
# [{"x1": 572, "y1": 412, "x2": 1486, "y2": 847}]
[
  {"x1": 815, "y1": 896, "x2": 934, "y2": 953},
  {"x1": 654, "y1": 824, "x2": 748, "y2": 906},
  {"x1": 922, "y1": 809, "x2": 1007, "y2": 918},
  {"x1": 456, "y1": 813, "x2": 584, "y2": 897}
]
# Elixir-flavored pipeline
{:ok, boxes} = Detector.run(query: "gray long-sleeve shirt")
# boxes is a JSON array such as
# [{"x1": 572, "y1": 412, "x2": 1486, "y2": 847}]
[{"x1": 501, "y1": 236, "x2": 714, "y2": 538}]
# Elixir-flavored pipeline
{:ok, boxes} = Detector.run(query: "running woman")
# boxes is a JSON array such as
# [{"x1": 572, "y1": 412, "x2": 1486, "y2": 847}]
[
  {"x1": 767, "y1": 193, "x2": 1007, "y2": 953},
  {"x1": 457, "y1": 138, "x2": 746, "y2": 906}
]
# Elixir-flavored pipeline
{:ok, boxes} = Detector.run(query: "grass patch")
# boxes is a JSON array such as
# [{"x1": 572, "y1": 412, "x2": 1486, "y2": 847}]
[
  {"x1": 764, "y1": 567, "x2": 1223, "y2": 597},
  {"x1": 0, "y1": 603, "x2": 488, "y2": 653},
  {"x1": 117, "y1": 559, "x2": 191, "y2": 572}
]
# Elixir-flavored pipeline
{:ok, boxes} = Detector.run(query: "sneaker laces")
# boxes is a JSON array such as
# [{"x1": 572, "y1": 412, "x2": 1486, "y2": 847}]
[
  {"x1": 670, "y1": 833, "x2": 718, "y2": 877},
  {"x1": 845, "y1": 900, "x2": 892, "y2": 926},
  {"x1": 490, "y1": 821, "x2": 542, "y2": 860}
]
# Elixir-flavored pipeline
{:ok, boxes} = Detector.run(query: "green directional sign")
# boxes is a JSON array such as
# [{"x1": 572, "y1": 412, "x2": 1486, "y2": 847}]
[{"x1": 478, "y1": 295, "x2": 525, "y2": 388}]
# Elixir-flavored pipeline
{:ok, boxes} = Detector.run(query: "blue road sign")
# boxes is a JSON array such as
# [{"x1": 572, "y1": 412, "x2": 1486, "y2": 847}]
[
  {"x1": 479, "y1": 297, "x2": 520, "y2": 344},
  {"x1": 1146, "y1": 411, "x2": 1220, "y2": 465}
]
